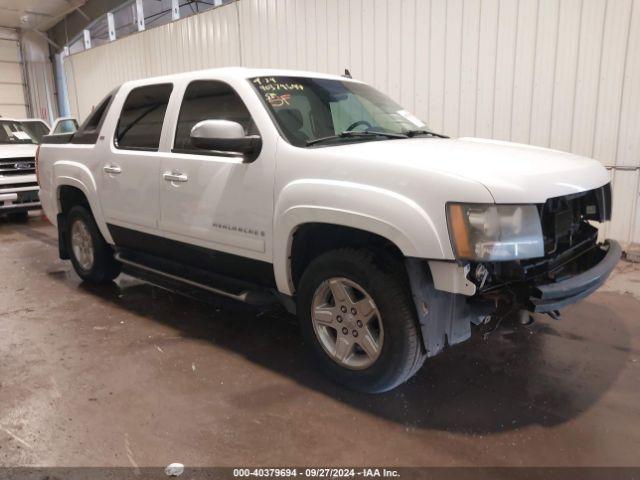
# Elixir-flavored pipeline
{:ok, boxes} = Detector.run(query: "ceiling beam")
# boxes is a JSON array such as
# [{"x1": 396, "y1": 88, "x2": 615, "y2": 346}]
[
  {"x1": 32, "y1": 0, "x2": 87, "y2": 32},
  {"x1": 30, "y1": 28, "x2": 61, "y2": 50}
]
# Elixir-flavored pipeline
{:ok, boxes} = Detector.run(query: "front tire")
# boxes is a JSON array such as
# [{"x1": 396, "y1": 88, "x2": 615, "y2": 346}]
[
  {"x1": 297, "y1": 248, "x2": 426, "y2": 393},
  {"x1": 66, "y1": 205, "x2": 120, "y2": 283}
]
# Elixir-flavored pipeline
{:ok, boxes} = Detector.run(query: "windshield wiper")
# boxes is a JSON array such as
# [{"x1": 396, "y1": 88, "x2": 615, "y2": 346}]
[
  {"x1": 403, "y1": 129, "x2": 449, "y2": 138},
  {"x1": 306, "y1": 130, "x2": 408, "y2": 146}
]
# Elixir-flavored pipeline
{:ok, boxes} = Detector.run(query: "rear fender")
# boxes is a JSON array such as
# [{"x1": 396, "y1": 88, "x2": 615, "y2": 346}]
[{"x1": 54, "y1": 161, "x2": 113, "y2": 244}]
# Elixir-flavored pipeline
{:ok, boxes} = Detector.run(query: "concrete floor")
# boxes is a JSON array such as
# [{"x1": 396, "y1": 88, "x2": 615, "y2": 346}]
[{"x1": 1, "y1": 214, "x2": 639, "y2": 468}]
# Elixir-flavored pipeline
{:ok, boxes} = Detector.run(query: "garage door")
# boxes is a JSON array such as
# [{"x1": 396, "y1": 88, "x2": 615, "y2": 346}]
[{"x1": 0, "y1": 37, "x2": 27, "y2": 118}]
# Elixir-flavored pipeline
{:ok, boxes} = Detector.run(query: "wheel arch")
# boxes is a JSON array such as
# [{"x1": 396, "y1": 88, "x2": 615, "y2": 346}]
[
  {"x1": 274, "y1": 207, "x2": 431, "y2": 295},
  {"x1": 272, "y1": 180, "x2": 449, "y2": 295},
  {"x1": 55, "y1": 170, "x2": 113, "y2": 245}
]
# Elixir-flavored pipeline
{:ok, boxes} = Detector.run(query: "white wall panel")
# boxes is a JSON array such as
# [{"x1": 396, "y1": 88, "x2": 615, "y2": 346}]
[
  {"x1": 592, "y1": 0, "x2": 633, "y2": 167},
  {"x1": 571, "y1": 0, "x2": 606, "y2": 158},
  {"x1": 492, "y1": 0, "x2": 518, "y2": 140},
  {"x1": 64, "y1": 0, "x2": 640, "y2": 245},
  {"x1": 475, "y1": 0, "x2": 499, "y2": 139},
  {"x1": 0, "y1": 37, "x2": 26, "y2": 118}
]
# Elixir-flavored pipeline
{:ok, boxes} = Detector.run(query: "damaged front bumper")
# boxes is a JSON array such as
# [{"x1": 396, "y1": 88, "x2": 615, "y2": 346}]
[
  {"x1": 406, "y1": 239, "x2": 621, "y2": 358},
  {"x1": 528, "y1": 239, "x2": 621, "y2": 312}
]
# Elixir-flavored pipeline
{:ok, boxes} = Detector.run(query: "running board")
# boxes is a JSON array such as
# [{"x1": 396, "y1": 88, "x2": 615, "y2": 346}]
[{"x1": 113, "y1": 251, "x2": 275, "y2": 305}]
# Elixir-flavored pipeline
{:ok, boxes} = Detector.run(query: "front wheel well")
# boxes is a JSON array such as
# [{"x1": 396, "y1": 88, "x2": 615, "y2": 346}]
[
  {"x1": 289, "y1": 223, "x2": 405, "y2": 291},
  {"x1": 58, "y1": 185, "x2": 90, "y2": 216}
]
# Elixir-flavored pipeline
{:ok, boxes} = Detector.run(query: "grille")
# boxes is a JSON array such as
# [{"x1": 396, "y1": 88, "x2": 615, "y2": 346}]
[
  {"x1": 0, "y1": 181, "x2": 38, "y2": 191},
  {"x1": 539, "y1": 183, "x2": 611, "y2": 255},
  {"x1": 0, "y1": 157, "x2": 36, "y2": 176}
]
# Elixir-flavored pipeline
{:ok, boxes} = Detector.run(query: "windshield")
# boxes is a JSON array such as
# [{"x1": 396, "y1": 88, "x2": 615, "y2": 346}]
[
  {"x1": 0, "y1": 120, "x2": 37, "y2": 145},
  {"x1": 250, "y1": 76, "x2": 429, "y2": 147}
]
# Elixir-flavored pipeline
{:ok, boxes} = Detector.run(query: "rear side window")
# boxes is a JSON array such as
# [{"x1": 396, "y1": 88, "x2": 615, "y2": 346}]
[
  {"x1": 71, "y1": 90, "x2": 115, "y2": 144},
  {"x1": 173, "y1": 80, "x2": 257, "y2": 153},
  {"x1": 115, "y1": 83, "x2": 173, "y2": 151}
]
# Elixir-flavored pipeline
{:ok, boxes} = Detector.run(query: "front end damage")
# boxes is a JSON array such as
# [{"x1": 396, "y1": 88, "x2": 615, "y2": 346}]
[{"x1": 407, "y1": 183, "x2": 621, "y2": 358}]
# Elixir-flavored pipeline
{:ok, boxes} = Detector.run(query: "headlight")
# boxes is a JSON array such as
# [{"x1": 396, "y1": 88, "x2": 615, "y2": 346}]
[{"x1": 446, "y1": 203, "x2": 544, "y2": 261}]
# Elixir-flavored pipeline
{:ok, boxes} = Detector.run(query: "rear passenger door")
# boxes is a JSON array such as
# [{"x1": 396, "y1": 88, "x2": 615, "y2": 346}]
[{"x1": 99, "y1": 84, "x2": 172, "y2": 233}]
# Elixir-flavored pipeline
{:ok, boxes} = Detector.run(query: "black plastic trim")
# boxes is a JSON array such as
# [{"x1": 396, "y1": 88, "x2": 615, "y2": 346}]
[
  {"x1": 71, "y1": 88, "x2": 118, "y2": 145},
  {"x1": 42, "y1": 133, "x2": 74, "y2": 144},
  {"x1": 107, "y1": 224, "x2": 276, "y2": 288},
  {"x1": 529, "y1": 239, "x2": 621, "y2": 312},
  {"x1": 171, "y1": 148, "x2": 243, "y2": 158},
  {"x1": 57, "y1": 213, "x2": 69, "y2": 260}
]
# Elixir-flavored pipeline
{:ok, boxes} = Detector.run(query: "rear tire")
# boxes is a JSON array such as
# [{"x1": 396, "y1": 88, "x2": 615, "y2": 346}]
[
  {"x1": 297, "y1": 248, "x2": 426, "y2": 393},
  {"x1": 66, "y1": 205, "x2": 120, "y2": 284}
]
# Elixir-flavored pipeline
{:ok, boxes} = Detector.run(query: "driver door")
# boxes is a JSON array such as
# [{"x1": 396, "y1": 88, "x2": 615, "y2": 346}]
[{"x1": 158, "y1": 80, "x2": 275, "y2": 277}]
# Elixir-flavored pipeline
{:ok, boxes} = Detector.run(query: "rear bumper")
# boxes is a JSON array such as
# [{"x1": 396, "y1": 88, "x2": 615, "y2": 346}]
[{"x1": 528, "y1": 239, "x2": 621, "y2": 312}]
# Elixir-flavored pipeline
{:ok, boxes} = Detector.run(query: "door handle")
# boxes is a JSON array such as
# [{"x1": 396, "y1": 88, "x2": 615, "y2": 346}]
[
  {"x1": 163, "y1": 171, "x2": 188, "y2": 183},
  {"x1": 103, "y1": 164, "x2": 122, "y2": 174}
]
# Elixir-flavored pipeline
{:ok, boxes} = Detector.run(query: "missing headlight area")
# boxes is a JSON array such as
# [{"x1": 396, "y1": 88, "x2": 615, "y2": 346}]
[{"x1": 467, "y1": 183, "x2": 617, "y2": 314}]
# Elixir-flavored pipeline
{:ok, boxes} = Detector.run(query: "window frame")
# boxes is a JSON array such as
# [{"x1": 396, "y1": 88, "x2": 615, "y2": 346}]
[
  {"x1": 113, "y1": 83, "x2": 174, "y2": 152},
  {"x1": 171, "y1": 79, "x2": 260, "y2": 158}
]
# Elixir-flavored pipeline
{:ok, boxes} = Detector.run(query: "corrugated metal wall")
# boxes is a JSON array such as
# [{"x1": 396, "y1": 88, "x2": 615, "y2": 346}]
[
  {"x1": 0, "y1": 28, "x2": 28, "y2": 118},
  {"x1": 64, "y1": 0, "x2": 640, "y2": 246}
]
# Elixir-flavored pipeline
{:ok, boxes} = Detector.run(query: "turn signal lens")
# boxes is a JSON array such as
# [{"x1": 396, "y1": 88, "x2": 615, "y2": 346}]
[{"x1": 447, "y1": 204, "x2": 473, "y2": 259}]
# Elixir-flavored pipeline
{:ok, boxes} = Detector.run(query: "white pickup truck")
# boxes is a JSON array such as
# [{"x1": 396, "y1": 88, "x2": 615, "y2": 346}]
[
  {"x1": 1, "y1": 119, "x2": 40, "y2": 220},
  {"x1": 37, "y1": 67, "x2": 620, "y2": 392}
]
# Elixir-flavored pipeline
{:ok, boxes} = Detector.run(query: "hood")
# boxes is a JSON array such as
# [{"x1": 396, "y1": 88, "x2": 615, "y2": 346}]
[
  {"x1": 332, "y1": 137, "x2": 610, "y2": 203},
  {"x1": 0, "y1": 144, "x2": 38, "y2": 160}
]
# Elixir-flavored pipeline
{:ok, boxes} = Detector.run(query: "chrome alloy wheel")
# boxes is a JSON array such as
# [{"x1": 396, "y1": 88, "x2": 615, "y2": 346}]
[
  {"x1": 70, "y1": 219, "x2": 94, "y2": 271},
  {"x1": 311, "y1": 277, "x2": 384, "y2": 370}
]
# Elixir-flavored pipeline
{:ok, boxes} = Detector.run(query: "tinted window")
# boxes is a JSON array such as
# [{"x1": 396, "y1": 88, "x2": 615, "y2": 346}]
[
  {"x1": 116, "y1": 84, "x2": 173, "y2": 151},
  {"x1": 174, "y1": 80, "x2": 257, "y2": 152}
]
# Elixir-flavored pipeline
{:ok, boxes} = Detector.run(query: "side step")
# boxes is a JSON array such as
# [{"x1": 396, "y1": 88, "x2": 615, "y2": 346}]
[{"x1": 113, "y1": 249, "x2": 277, "y2": 306}]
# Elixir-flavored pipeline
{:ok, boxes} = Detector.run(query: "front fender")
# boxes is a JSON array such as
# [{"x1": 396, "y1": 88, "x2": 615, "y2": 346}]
[
  {"x1": 54, "y1": 161, "x2": 113, "y2": 244},
  {"x1": 273, "y1": 179, "x2": 449, "y2": 294}
]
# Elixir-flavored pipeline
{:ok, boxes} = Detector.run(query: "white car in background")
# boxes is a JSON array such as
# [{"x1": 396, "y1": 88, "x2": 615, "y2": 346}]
[
  {"x1": 15, "y1": 117, "x2": 80, "y2": 144},
  {"x1": 0, "y1": 118, "x2": 40, "y2": 220}
]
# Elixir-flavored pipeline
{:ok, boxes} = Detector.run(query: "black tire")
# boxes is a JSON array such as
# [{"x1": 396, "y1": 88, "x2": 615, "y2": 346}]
[
  {"x1": 297, "y1": 248, "x2": 426, "y2": 393},
  {"x1": 66, "y1": 205, "x2": 121, "y2": 284},
  {"x1": 7, "y1": 211, "x2": 29, "y2": 222}
]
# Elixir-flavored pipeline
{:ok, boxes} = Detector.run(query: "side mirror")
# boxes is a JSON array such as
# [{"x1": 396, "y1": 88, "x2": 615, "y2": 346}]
[{"x1": 190, "y1": 119, "x2": 261, "y2": 160}]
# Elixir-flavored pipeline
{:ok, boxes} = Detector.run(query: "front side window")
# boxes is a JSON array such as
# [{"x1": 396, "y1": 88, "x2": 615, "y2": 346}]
[
  {"x1": 0, "y1": 120, "x2": 36, "y2": 145},
  {"x1": 174, "y1": 80, "x2": 257, "y2": 153},
  {"x1": 250, "y1": 76, "x2": 429, "y2": 147},
  {"x1": 115, "y1": 84, "x2": 173, "y2": 151}
]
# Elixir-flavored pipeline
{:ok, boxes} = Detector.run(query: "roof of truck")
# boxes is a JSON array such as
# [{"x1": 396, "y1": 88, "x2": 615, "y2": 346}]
[{"x1": 120, "y1": 67, "x2": 359, "y2": 89}]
